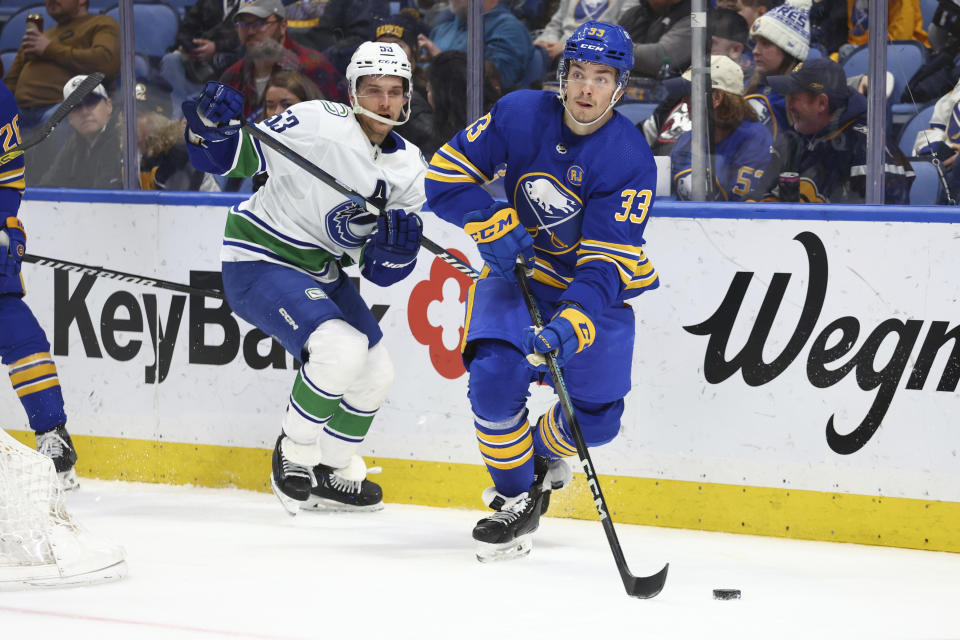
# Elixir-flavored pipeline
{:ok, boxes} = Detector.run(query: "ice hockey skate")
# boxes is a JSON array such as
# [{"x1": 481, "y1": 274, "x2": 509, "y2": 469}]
[
  {"x1": 35, "y1": 425, "x2": 78, "y2": 491},
  {"x1": 534, "y1": 455, "x2": 572, "y2": 515},
  {"x1": 473, "y1": 486, "x2": 545, "y2": 562},
  {"x1": 270, "y1": 435, "x2": 313, "y2": 516},
  {"x1": 304, "y1": 461, "x2": 383, "y2": 512}
]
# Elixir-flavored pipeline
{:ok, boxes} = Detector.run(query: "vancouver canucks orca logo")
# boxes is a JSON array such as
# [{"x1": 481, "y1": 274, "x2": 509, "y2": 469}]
[
  {"x1": 324, "y1": 200, "x2": 376, "y2": 250},
  {"x1": 515, "y1": 172, "x2": 582, "y2": 252}
]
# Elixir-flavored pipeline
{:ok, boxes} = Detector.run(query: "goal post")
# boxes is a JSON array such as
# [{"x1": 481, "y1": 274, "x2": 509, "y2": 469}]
[{"x1": 0, "y1": 428, "x2": 127, "y2": 589}]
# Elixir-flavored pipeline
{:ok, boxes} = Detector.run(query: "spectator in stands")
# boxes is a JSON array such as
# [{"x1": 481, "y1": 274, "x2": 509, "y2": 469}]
[
  {"x1": 640, "y1": 8, "x2": 751, "y2": 156},
  {"x1": 289, "y1": 0, "x2": 390, "y2": 73},
  {"x1": 4, "y1": 0, "x2": 121, "y2": 132},
  {"x1": 669, "y1": 56, "x2": 772, "y2": 201},
  {"x1": 534, "y1": 0, "x2": 639, "y2": 64},
  {"x1": 749, "y1": 59, "x2": 914, "y2": 203},
  {"x1": 710, "y1": 7, "x2": 752, "y2": 82},
  {"x1": 841, "y1": 0, "x2": 929, "y2": 61},
  {"x1": 744, "y1": 0, "x2": 810, "y2": 142},
  {"x1": 248, "y1": 70, "x2": 323, "y2": 191},
  {"x1": 374, "y1": 13, "x2": 434, "y2": 153},
  {"x1": 261, "y1": 69, "x2": 322, "y2": 120},
  {"x1": 908, "y1": 76, "x2": 960, "y2": 203},
  {"x1": 809, "y1": 0, "x2": 848, "y2": 56},
  {"x1": 736, "y1": 0, "x2": 773, "y2": 30},
  {"x1": 618, "y1": 0, "x2": 692, "y2": 77},
  {"x1": 423, "y1": 49, "x2": 501, "y2": 158},
  {"x1": 160, "y1": 0, "x2": 243, "y2": 121},
  {"x1": 36, "y1": 75, "x2": 122, "y2": 189},
  {"x1": 416, "y1": 0, "x2": 454, "y2": 27},
  {"x1": 417, "y1": 0, "x2": 534, "y2": 92},
  {"x1": 220, "y1": 0, "x2": 346, "y2": 120}
]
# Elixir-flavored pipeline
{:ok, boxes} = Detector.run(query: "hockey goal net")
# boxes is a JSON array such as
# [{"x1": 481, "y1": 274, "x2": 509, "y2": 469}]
[{"x1": 0, "y1": 428, "x2": 126, "y2": 588}]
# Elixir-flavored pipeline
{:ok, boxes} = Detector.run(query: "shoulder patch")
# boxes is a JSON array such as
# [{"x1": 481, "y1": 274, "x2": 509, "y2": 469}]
[{"x1": 322, "y1": 101, "x2": 350, "y2": 117}]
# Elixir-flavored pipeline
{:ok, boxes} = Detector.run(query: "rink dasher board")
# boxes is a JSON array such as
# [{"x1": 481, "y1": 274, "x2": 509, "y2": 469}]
[{"x1": 1, "y1": 191, "x2": 958, "y2": 552}]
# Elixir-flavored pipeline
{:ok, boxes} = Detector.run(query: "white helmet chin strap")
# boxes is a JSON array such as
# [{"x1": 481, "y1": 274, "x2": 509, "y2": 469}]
[
  {"x1": 558, "y1": 76, "x2": 624, "y2": 127},
  {"x1": 352, "y1": 101, "x2": 411, "y2": 127}
]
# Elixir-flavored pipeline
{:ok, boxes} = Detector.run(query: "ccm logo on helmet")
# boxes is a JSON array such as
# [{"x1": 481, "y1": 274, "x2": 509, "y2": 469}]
[{"x1": 581, "y1": 44, "x2": 604, "y2": 50}]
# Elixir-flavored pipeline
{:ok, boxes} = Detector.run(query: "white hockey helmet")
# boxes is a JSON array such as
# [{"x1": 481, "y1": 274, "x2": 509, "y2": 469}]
[{"x1": 346, "y1": 41, "x2": 413, "y2": 127}]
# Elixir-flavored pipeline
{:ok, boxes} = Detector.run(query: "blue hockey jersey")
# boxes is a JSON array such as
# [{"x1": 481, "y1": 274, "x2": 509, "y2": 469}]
[
  {"x1": 0, "y1": 82, "x2": 26, "y2": 297},
  {"x1": 670, "y1": 119, "x2": 773, "y2": 201},
  {"x1": 745, "y1": 83, "x2": 789, "y2": 142},
  {"x1": 425, "y1": 90, "x2": 659, "y2": 317}
]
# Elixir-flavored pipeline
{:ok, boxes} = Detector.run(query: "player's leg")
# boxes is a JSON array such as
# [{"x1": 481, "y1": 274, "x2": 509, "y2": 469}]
[
  {"x1": 530, "y1": 303, "x2": 636, "y2": 513},
  {"x1": 0, "y1": 295, "x2": 76, "y2": 490},
  {"x1": 467, "y1": 338, "x2": 550, "y2": 560},
  {"x1": 303, "y1": 275, "x2": 391, "y2": 512},
  {"x1": 222, "y1": 261, "x2": 370, "y2": 514}
]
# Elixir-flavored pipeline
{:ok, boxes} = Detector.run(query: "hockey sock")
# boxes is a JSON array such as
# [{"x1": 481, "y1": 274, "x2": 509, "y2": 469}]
[
  {"x1": 475, "y1": 410, "x2": 534, "y2": 498},
  {"x1": 532, "y1": 403, "x2": 578, "y2": 459},
  {"x1": 8, "y1": 352, "x2": 67, "y2": 432}
]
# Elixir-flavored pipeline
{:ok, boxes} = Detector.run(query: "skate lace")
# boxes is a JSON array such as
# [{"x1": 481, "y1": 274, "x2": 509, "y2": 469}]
[
  {"x1": 488, "y1": 495, "x2": 533, "y2": 524},
  {"x1": 37, "y1": 431, "x2": 66, "y2": 459},
  {"x1": 281, "y1": 458, "x2": 311, "y2": 481},
  {"x1": 328, "y1": 472, "x2": 362, "y2": 495}
]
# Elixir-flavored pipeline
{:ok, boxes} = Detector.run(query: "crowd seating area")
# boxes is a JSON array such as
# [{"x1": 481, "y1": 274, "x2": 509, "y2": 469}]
[{"x1": 0, "y1": 0, "x2": 954, "y2": 204}]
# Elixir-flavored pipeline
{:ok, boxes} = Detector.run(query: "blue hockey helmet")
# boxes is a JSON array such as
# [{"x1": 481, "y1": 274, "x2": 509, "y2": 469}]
[{"x1": 559, "y1": 21, "x2": 634, "y2": 88}]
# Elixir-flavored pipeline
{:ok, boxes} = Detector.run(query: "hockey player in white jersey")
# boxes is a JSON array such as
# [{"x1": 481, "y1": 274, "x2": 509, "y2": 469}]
[{"x1": 183, "y1": 42, "x2": 426, "y2": 515}]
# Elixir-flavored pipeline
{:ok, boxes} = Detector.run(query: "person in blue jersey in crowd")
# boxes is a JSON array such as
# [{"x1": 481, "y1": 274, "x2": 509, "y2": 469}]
[
  {"x1": 670, "y1": 55, "x2": 772, "y2": 200},
  {"x1": 749, "y1": 58, "x2": 914, "y2": 203},
  {"x1": 743, "y1": 0, "x2": 809, "y2": 143},
  {"x1": 425, "y1": 21, "x2": 660, "y2": 561},
  {"x1": 0, "y1": 83, "x2": 78, "y2": 490}
]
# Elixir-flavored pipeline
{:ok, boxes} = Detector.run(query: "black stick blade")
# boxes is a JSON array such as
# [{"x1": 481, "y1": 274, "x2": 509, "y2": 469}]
[{"x1": 624, "y1": 562, "x2": 669, "y2": 599}]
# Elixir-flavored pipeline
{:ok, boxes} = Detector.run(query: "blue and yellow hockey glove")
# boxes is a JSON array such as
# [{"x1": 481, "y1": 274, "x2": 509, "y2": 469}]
[
  {"x1": 463, "y1": 202, "x2": 534, "y2": 280},
  {"x1": 0, "y1": 216, "x2": 26, "y2": 279},
  {"x1": 361, "y1": 209, "x2": 423, "y2": 286},
  {"x1": 183, "y1": 81, "x2": 244, "y2": 144},
  {"x1": 521, "y1": 303, "x2": 596, "y2": 369}
]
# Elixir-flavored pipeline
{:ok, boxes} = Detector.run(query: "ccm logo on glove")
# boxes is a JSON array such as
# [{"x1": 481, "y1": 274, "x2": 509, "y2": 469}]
[{"x1": 464, "y1": 207, "x2": 519, "y2": 243}]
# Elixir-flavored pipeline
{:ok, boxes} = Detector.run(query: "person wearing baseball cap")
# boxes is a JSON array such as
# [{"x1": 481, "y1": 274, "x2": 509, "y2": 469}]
[
  {"x1": 35, "y1": 75, "x2": 122, "y2": 189},
  {"x1": 670, "y1": 55, "x2": 773, "y2": 201},
  {"x1": 219, "y1": 0, "x2": 346, "y2": 119},
  {"x1": 752, "y1": 58, "x2": 914, "y2": 204}
]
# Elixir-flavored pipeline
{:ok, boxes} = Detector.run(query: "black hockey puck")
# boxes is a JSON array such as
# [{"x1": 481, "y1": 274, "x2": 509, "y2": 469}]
[{"x1": 713, "y1": 588, "x2": 741, "y2": 600}]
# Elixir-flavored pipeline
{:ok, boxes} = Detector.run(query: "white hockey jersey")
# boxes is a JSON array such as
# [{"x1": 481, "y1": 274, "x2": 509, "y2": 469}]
[{"x1": 221, "y1": 100, "x2": 427, "y2": 283}]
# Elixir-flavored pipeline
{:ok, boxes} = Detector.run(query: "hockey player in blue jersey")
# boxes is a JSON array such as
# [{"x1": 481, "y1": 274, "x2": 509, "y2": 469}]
[
  {"x1": 670, "y1": 55, "x2": 773, "y2": 201},
  {"x1": 0, "y1": 83, "x2": 78, "y2": 490},
  {"x1": 425, "y1": 21, "x2": 660, "y2": 561}
]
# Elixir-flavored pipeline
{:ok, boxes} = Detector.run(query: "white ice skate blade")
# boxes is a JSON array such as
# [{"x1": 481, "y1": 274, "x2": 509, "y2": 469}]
[
  {"x1": 301, "y1": 496, "x2": 384, "y2": 513},
  {"x1": 270, "y1": 475, "x2": 304, "y2": 517},
  {"x1": 475, "y1": 534, "x2": 533, "y2": 563},
  {"x1": 59, "y1": 468, "x2": 79, "y2": 491}
]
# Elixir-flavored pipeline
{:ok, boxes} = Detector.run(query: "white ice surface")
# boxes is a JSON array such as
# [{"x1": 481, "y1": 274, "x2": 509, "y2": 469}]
[{"x1": 1, "y1": 480, "x2": 958, "y2": 640}]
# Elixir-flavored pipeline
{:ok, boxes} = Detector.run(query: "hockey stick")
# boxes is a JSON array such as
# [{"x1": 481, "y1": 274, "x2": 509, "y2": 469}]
[
  {"x1": 0, "y1": 72, "x2": 106, "y2": 167},
  {"x1": 21, "y1": 253, "x2": 224, "y2": 298},
  {"x1": 240, "y1": 123, "x2": 480, "y2": 282},
  {"x1": 513, "y1": 262, "x2": 669, "y2": 599}
]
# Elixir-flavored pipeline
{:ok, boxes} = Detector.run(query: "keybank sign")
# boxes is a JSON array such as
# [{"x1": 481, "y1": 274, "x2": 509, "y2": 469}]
[{"x1": 684, "y1": 231, "x2": 959, "y2": 455}]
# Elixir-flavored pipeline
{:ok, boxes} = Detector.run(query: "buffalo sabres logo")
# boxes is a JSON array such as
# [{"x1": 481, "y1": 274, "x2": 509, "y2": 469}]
[
  {"x1": 746, "y1": 96, "x2": 771, "y2": 127},
  {"x1": 324, "y1": 200, "x2": 377, "y2": 250},
  {"x1": 515, "y1": 173, "x2": 583, "y2": 252}
]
